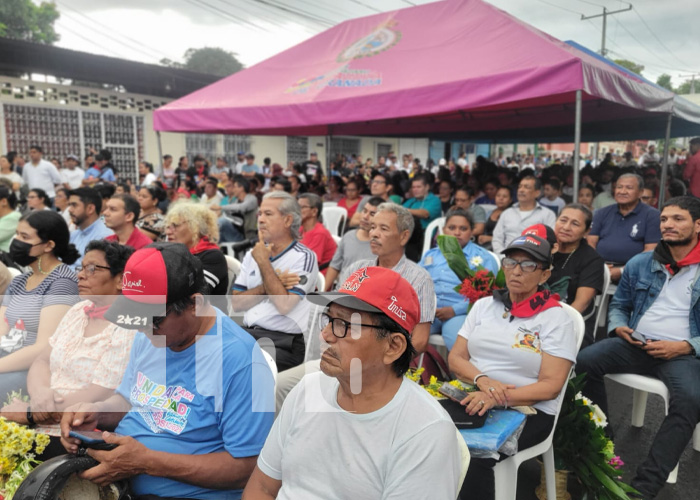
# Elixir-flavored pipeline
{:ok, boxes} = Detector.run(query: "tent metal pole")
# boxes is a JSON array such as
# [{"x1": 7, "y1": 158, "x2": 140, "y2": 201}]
[
  {"x1": 325, "y1": 134, "x2": 331, "y2": 180},
  {"x1": 156, "y1": 131, "x2": 164, "y2": 179},
  {"x1": 572, "y1": 90, "x2": 582, "y2": 203},
  {"x1": 658, "y1": 113, "x2": 673, "y2": 207}
]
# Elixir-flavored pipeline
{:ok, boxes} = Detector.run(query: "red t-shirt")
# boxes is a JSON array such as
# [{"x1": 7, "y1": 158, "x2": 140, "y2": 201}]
[
  {"x1": 300, "y1": 222, "x2": 337, "y2": 275},
  {"x1": 105, "y1": 227, "x2": 153, "y2": 250},
  {"x1": 338, "y1": 197, "x2": 362, "y2": 221}
]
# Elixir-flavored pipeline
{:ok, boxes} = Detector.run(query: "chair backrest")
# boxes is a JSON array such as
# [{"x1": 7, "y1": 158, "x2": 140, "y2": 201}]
[
  {"x1": 224, "y1": 255, "x2": 241, "y2": 293},
  {"x1": 480, "y1": 203, "x2": 497, "y2": 218},
  {"x1": 456, "y1": 428, "x2": 471, "y2": 492},
  {"x1": 422, "y1": 216, "x2": 446, "y2": 258},
  {"x1": 487, "y1": 250, "x2": 501, "y2": 270},
  {"x1": 560, "y1": 302, "x2": 586, "y2": 352},
  {"x1": 316, "y1": 271, "x2": 326, "y2": 293},
  {"x1": 7, "y1": 267, "x2": 21, "y2": 279},
  {"x1": 323, "y1": 201, "x2": 338, "y2": 209},
  {"x1": 592, "y1": 263, "x2": 611, "y2": 335},
  {"x1": 322, "y1": 206, "x2": 348, "y2": 237},
  {"x1": 331, "y1": 234, "x2": 341, "y2": 245},
  {"x1": 261, "y1": 349, "x2": 278, "y2": 384}
]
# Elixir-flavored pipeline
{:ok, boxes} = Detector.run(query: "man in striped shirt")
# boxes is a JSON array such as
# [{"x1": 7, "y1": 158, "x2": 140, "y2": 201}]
[{"x1": 232, "y1": 192, "x2": 318, "y2": 371}]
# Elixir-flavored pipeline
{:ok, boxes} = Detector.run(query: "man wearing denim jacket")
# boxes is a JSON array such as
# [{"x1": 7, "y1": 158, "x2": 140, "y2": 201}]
[{"x1": 577, "y1": 196, "x2": 700, "y2": 499}]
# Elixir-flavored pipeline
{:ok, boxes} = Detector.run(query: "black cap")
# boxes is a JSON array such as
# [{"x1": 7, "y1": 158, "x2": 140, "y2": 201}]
[{"x1": 503, "y1": 234, "x2": 552, "y2": 265}]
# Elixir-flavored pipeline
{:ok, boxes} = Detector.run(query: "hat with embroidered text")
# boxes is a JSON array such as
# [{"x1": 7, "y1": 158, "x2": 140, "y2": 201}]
[
  {"x1": 503, "y1": 234, "x2": 552, "y2": 265},
  {"x1": 104, "y1": 242, "x2": 203, "y2": 329},
  {"x1": 521, "y1": 224, "x2": 556, "y2": 248},
  {"x1": 308, "y1": 267, "x2": 419, "y2": 334}
]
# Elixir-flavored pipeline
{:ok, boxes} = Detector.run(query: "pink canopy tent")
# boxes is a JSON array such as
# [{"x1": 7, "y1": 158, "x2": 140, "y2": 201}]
[{"x1": 153, "y1": 0, "x2": 700, "y2": 142}]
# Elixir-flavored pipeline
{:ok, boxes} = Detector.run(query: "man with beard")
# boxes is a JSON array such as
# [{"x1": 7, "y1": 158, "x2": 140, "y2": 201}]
[
  {"x1": 243, "y1": 267, "x2": 462, "y2": 500},
  {"x1": 577, "y1": 196, "x2": 700, "y2": 500},
  {"x1": 68, "y1": 188, "x2": 113, "y2": 265}
]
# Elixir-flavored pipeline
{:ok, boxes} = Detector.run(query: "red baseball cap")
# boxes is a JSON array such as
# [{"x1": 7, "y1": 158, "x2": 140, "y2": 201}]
[
  {"x1": 521, "y1": 224, "x2": 556, "y2": 248},
  {"x1": 308, "y1": 267, "x2": 420, "y2": 334},
  {"x1": 105, "y1": 243, "x2": 203, "y2": 329}
]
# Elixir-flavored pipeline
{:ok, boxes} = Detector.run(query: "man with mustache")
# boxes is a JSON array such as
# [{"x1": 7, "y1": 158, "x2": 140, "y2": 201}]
[
  {"x1": 577, "y1": 196, "x2": 700, "y2": 499},
  {"x1": 242, "y1": 267, "x2": 462, "y2": 500}
]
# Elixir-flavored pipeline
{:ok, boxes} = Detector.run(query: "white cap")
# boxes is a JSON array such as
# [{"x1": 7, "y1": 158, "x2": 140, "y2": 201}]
[{"x1": 438, "y1": 158, "x2": 447, "y2": 166}]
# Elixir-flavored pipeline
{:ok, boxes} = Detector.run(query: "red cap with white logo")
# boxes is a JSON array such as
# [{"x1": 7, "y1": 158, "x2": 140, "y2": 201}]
[
  {"x1": 105, "y1": 243, "x2": 203, "y2": 329},
  {"x1": 308, "y1": 267, "x2": 420, "y2": 334}
]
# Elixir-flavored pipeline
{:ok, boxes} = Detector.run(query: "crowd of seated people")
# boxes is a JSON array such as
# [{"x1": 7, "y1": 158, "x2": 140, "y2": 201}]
[{"x1": 0, "y1": 142, "x2": 697, "y2": 499}]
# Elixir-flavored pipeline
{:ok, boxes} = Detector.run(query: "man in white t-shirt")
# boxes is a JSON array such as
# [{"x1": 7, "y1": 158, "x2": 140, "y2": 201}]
[
  {"x1": 22, "y1": 145, "x2": 62, "y2": 199},
  {"x1": 243, "y1": 266, "x2": 463, "y2": 500},
  {"x1": 577, "y1": 196, "x2": 700, "y2": 499},
  {"x1": 60, "y1": 154, "x2": 85, "y2": 189}
]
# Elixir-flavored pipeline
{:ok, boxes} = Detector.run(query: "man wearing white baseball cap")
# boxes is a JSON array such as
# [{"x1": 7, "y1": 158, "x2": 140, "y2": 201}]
[{"x1": 243, "y1": 266, "x2": 462, "y2": 500}]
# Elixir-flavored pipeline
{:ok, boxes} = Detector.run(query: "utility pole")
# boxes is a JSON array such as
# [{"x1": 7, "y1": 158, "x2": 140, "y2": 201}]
[
  {"x1": 679, "y1": 73, "x2": 699, "y2": 94},
  {"x1": 581, "y1": 3, "x2": 633, "y2": 56}
]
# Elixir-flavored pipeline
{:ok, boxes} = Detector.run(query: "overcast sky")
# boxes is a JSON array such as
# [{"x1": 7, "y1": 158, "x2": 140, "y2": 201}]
[{"x1": 51, "y1": 0, "x2": 698, "y2": 87}]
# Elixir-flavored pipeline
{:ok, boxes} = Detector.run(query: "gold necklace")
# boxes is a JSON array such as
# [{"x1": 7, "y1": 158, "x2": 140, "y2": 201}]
[{"x1": 37, "y1": 256, "x2": 59, "y2": 275}]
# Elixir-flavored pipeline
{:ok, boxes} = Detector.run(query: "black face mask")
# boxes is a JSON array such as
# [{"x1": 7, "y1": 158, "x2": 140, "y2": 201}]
[{"x1": 9, "y1": 239, "x2": 43, "y2": 267}]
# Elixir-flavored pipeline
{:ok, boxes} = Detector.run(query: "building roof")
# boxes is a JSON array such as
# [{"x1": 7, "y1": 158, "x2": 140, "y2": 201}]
[{"x1": 0, "y1": 37, "x2": 220, "y2": 98}]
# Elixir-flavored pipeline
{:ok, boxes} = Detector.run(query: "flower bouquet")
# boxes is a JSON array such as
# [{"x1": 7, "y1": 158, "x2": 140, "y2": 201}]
[
  {"x1": 549, "y1": 374, "x2": 639, "y2": 500},
  {"x1": 0, "y1": 392, "x2": 51, "y2": 500},
  {"x1": 437, "y1": 234, "x2": 505, "y2": 313},
  {"x1": 406, "y1": 367, "x2": 475, "y2": 398}
]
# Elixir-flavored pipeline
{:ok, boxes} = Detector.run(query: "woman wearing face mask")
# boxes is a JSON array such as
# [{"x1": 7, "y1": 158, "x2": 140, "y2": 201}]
[{"x1": 0, "y1": 211, "x2": 80, "y2": 400}]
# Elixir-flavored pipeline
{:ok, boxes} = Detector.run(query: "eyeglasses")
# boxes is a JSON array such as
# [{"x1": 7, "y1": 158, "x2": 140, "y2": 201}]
[
  {"x1": 76, "y1": 264, "x2": 111, "y2": 277},
  {"x1": 165, "y1": 222, "x2": 182, "y2": 232},
  {"x1": 152, "y1": 307, "x2": 172, "y2": 331},
  {"x1": 371, "y1": 179, "x2": 386, "y2": 185},
  {"x1": 319, "y1": 312, "x2": 384, "y2": 339},
  {"x1": 501, "y1": 257, "x2": 542, "y2": 273}
]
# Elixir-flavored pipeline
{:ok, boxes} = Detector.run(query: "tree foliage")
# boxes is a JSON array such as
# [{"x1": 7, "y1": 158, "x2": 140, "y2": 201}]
[
  {"x1": 656, "y1": 73, "x2": 673, "y2": 91},
  {"x1": 613, "y1": 59, "x2": 644, "y2": 76},
  {"x1": 161, "y1": 47, "x2": 244, "y2": 77},
  {"x1": 0, "y1": 0, "x2": 60, "y2": 44}
]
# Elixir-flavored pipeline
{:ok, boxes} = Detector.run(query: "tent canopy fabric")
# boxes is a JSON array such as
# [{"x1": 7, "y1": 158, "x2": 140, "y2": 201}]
[{"x1": 154, "y1": 0, "x2": 700, "y2": 142}]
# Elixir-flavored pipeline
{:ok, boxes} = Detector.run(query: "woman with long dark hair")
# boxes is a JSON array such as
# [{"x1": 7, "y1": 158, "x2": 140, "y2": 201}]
[{"x1": 0, "y1": 210, "x2": 80, "y2": 399}]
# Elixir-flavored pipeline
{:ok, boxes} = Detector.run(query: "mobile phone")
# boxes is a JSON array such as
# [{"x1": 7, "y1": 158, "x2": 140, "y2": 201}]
[
  {"x1": 438, "y1": 383, "x2": 470, "y2": 403},
  {"x1": 630, "y1": 331, "x2": 647, "y2": 345},
  {"x1": 69, "y1": 430, "x2": 118, "y2": 451}
]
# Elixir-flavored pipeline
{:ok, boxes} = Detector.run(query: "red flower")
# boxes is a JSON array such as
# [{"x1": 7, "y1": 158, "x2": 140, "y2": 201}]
[{"x1": 459, "y1": 270, "x2": 496, "y2": 303}]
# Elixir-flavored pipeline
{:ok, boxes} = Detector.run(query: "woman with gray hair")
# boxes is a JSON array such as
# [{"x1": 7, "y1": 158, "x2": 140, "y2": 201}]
[
  {"x1": 299, "y1": 193, "x2": 337, "y2": 275},
  {"x1": 164, "y1": 201, "x2": 229, "y2": 311}
]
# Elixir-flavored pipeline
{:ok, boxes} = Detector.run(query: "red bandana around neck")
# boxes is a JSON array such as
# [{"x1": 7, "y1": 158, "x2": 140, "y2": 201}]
[
  {"x1": 507, "y1": 289, "x2": 561, "y2": 319},
  {"x1": 669, "y1": 240, "x2": 700, "y2": 275},
  {"x1": 190, "y1": 236, "x2": 219, "y2": 255},
  {"x1": 84, "y1": 303, "x2": 110, "y2": 320}
]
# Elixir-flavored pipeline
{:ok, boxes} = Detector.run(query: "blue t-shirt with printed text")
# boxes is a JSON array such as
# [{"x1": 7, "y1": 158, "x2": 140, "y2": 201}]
[{"x1": 115, "y1": 308, "x2": 275, "y2": 499}]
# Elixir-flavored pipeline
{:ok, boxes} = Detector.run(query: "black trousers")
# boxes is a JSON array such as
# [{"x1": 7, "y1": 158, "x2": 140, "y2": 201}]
[
  {"x1": 244, "y1": 326, "x2": 305, "y2": 372},
  {"x1": 459, "y1": 410, "x2": 555, "y2": 500}
]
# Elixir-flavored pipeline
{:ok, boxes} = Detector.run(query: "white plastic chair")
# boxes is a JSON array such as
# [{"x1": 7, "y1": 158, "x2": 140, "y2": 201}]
[
  {"x1": 605, "y1": 373, "x2": 700, "y2": 483},
  {"x1": 261, "y1": 349, "x2": 278, "y2": 388},
  {"x1": 422, "y1": 217, "x2": 445, "y2": 258},
  {"x1": 7, "y1": 267, "x2": 21, "y2": 279},
  {"x1": 493, "y1": 303, "x2": 585, "y2": 500},
  {"x1": 480, "y1": 203, "x2": 497, "y2": 218},
  {"x1": 488, "y1": 250, "x2": 501, "y2": 270},
  {"x1": 322, "y1": 201, "x2": 338, "y2": 209},
  {"x1": 316, "y1": 271, "x2": 325, "y2": 293},
  {"x1": 224, "y1": 255, "x2": 241, "y2": 293},
  {"x1": 322, "y1": 206, "x2": 347, "y2": 237},
  {"x1": 331, "y1": 234, "x2": 341, "y2": 245},
  {"x1": 588, "y1": 263, "x2": 611, "y2": 334}
]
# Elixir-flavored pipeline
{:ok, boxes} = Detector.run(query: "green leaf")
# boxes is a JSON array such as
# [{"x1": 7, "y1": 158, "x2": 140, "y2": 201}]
[
  {"x1": 582, "y1": 458, "x2": 630, "y2": 500},
  {"x1": 437, "y1": 234, "x2": 471, "y2": 280},
  {"x1": 494, "y1": 268, "x2": 506, "y2": 288}
]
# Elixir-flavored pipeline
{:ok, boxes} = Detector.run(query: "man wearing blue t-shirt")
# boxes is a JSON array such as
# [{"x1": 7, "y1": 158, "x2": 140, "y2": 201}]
[{"x1": 60, "y1": 243, "x2": 275, "y2": 500}]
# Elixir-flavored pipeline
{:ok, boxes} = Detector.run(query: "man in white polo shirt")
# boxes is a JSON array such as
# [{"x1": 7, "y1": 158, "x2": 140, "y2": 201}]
[
  {"x1": 232, "y1": 191, "x2": 318, "y2": 371},
  {"x1": 577, "y1": 196, "x2": 700, "y2": 499}
]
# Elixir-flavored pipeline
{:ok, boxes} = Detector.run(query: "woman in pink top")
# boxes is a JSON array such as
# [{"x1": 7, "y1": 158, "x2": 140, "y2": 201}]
[
  {"x1": 0, "y1": 240, "x2": 136, "y2": 458},
  {"x1": 337, "y1": 178, "x2": 362, "y2": 222}
]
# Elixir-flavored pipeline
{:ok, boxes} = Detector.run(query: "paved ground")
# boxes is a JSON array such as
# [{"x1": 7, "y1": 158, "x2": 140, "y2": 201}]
[{"x1": 514, "y1": 379, "x2": 700, "y2": 500}]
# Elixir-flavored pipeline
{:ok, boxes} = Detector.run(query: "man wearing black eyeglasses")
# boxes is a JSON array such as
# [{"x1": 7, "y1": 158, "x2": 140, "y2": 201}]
[{"x1": 243, "y1": 266, "x2": 462, "y2": 500}]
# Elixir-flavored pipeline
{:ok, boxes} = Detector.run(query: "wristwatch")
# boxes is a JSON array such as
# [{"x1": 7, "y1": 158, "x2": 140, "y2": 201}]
[{"x1": 26, "y1": 406, "x2": 36, "y2": 426}]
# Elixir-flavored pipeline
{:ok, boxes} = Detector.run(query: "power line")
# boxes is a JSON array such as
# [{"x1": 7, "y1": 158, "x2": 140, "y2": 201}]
[
  {"x1": 55, "y1": 20, "x2": 129, "y2": 59},
  {"x1": 573, "y1": 0, "x2": 606, "y2": 7},
  {"x1": 249, "y1": 0, "x2": 336, "y2": 27},
  {"x1": 534, "y1": 0, "x2": 583, "y2": 16},
  {"x1": 347, "y1": 0, "x2": 383, "y2": 14},
  {"x1": 631, "y1": 6, "x2": 687, "y2": 68},
  {"x1": 400, "y1": 0, "x2": 417, "y2": 5},
  {"x1": 182, "y1": 0, "x2": 271, "y2": 31}
]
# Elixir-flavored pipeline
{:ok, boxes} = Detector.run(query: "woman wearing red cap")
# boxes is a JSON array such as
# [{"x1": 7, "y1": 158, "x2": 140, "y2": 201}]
[{"x1": 448, "y1": 234, "x2": 579, "y2": 500}]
